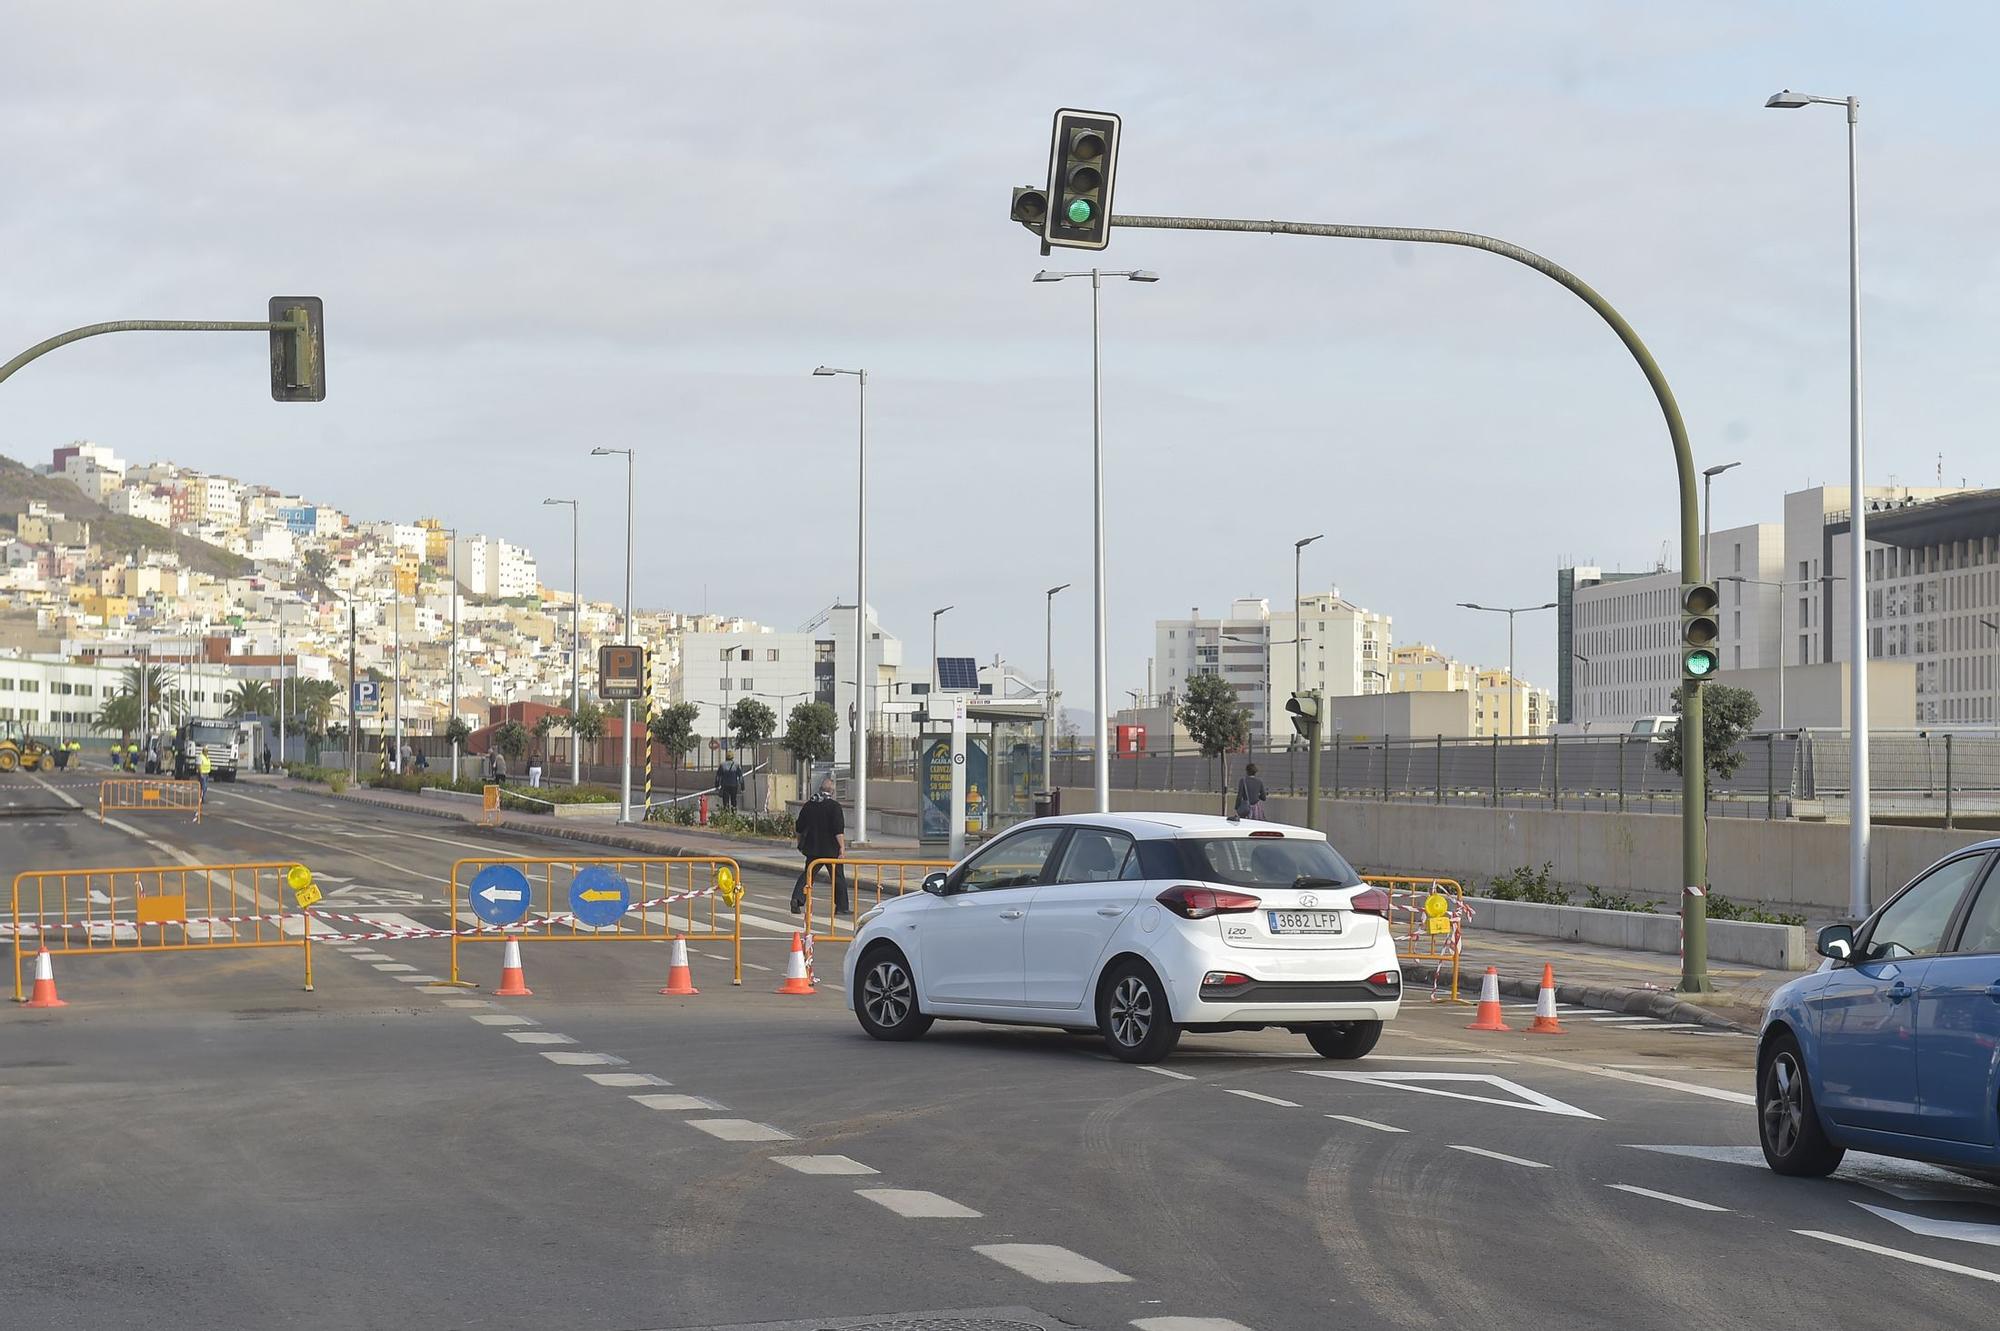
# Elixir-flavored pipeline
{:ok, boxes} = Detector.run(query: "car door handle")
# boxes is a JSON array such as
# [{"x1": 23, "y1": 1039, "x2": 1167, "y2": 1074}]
[
  {"x1": 1096, "y1": 906, "x2": 1125, "y2": 917},
  {"x1": 997, "y1": 909, "x2": 1025, "y2": 920},
  {"x1": 1888, "y1": 982, "x2": 1914, "y2": 1003}
]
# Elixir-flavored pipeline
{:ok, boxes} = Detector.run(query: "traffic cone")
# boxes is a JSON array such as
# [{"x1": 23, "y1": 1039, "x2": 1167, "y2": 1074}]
[
  {"x1": 494, "y1": 936, "x2": 533, "y2": 996},
  {"x1": 1465, "y1": 965, "x2": 1509, "y2": 1031},
  {"x1": 775, "y1": 931, "x2": 816, "y2": 995},
  {"x1": 24, "y1": 945, "x2": 67, "y2": 1008},
  {"x1": 659, "y1": 936, "x2": 699, "y2": 996},
  {"x1": 1527, "y1": 964, "x2": 1565, "y2": 1034}
]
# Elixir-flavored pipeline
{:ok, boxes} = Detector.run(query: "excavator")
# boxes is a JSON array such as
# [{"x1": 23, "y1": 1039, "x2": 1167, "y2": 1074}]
[{"x1": 0, "y1": 734, "x2": 58, "y2": 774}]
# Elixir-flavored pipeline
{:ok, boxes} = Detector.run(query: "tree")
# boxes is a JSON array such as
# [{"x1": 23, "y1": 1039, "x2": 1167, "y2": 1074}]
[
  {"x1": 531, "y1": 711, "x2": 557, "y2": 759},
  {"x1": 1177, "y1": 673, "x2": 1253, "y2": 789},
  {"x1": 728, "y1": 697, "x2": 779, "y2": 747},
  {"x1": 1654, "y1": 685, "x2": 1762, "y2": 782},
  {"x1": 649, "y1": 701, "x2": 701, "y2": 780},
  {"x1": 295, "y1": 680, "x2": 341, "y2": 738},
  {"x1": 226, "y1": 680, "x2": 274, "y2": 718},
  {"x1": 783, "y1": 702, "x2": 839, "y2": 764},
  {"x1": 443, "y1": 716, "x2": 472, "y2": 748},
  {"x1": 94, "y1": 691, "x2": 140, "y2": 742},
  {"x1": 118, "y1": 664, "x2": 183, "y2": 733},
  {"x1": 493, "y1": 720, "x2": 530, "y2": 763},
  {"x1": 571, "y1": 701, "x2": 608, "y2": 744}
]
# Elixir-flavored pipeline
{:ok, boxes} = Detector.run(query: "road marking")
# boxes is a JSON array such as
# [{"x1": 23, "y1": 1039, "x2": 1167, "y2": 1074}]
[
  {"x1": 771, "y1": 1154, "x2": 878, "y2": 1176},
  {"x1": 855, "y1": 1188, "x2": 983, "y2": 1218},
  {"x1": 1301, "y1": 1070, "x2": 1600, "y2": 1119},
  {"x1": 418, "y1": 984, "x2": 462, "y2": 994},
  {"x1": 472, "y1": 1014, "x2": 535, "y2": 1027},
  {"x1": 540, "y1": 1051, "x2": 627, "y2": 1066},
  {"x1": 442, "y1": 999, "x2": 495, "y2": 1009},
  {"x1": 1854, "y1": 1202, "x2": 2000, "y2": 1247},
  {"x1": 1138, "y1": 1065, "x2": 1195, "y2": 1081},
  {"x1": 1223, "y1": 1088, "x2": 1300, "y2": 1108},
  {"x1": 1133, "y1": 1319, "x2": 1255, "y2": 1331},
  {"x1": 1360, "y1": 1055, "x2": 1514, "y2": 1065},
  {"x1": 974, "y1": 1243, "x2": 1132, "y2": 1284},
  {"x1": 685, "y1": 1118, "x2": 794, "y2": 1142},
  {"x1": 351, "y1": 953, "x2": 394, "y2": 961},
  {"x1": 1630, "y1": 1024, "x2": 1707, "y2": 1033},
  {"x1": 1607, "y1": 1184, "x2": 1729, "y2": 1212},
  {"x1": 505, "y1": 1031, "x2": 576, "y2": 1045},
  {"x1": 630, "y1": 1093, "x2": 723, "y2": 1111},
  {"x1": 1513, "y1": 1058, "x2": 1754, "y2": 1106},
  {"x1": 1589, "y1": 1016, "x2": 1653, "y2": 1024},
  {"x1": 1327, "y1": 1114, "x2": 1406, "y2": 1133},
  {"x1": 586, "y1": 1072, "x2": 670, "y2": 1088},
  {"x1": 1795, "y1": 1230, "x2": 2000, "y2": 1285},
  {"x1": 372, "y1": 963, "x2": 418, "y2": 973},
  {"x1": 393, "y1": 974, "x2": 442, "y2": 983},
  {"x1": 1448, "y1": 1144, "x2": 1548, "y2": 1168}
]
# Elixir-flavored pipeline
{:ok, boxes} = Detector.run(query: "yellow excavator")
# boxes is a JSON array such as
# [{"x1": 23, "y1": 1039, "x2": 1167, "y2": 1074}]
[{"x1": 0, "y1": 736, "x2": 58, "y2": 773}]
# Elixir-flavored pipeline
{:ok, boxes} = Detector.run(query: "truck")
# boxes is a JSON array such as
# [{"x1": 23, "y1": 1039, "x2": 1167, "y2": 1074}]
[{"x1": 174, "y1": 719, "x2": 241, "y2": 782}]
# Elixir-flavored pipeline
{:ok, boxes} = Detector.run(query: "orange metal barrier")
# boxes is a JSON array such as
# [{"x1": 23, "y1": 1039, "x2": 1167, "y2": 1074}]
[
  {"x1": 800, "y1": 858, "x2": 954, "y2": 943},
  {"x1": 98, "y1": 778, "x2": 203, "y2": 821},
  {"x1": 11, "y1": 861, "x2": 313, "y2": 1001},
  {"x1": 445, "y1": 855, "x2": 744, "y2": 986},
  {"x1": 1362, "y1": 873, "x2": 1469, "y2": 1003}
]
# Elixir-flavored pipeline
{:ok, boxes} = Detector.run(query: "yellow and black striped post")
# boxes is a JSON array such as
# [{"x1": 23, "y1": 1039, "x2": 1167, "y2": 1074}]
[
  {"x1": 642, "y1": 647, "x2": 655, "y2": 813},
  {"x1": 377, "y1": 725, "x2": 388, "y2": 778}
]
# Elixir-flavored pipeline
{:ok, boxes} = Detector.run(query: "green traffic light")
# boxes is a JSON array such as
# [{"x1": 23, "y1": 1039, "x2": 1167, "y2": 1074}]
[
  {"x1": 1686, "y1": 649, "x2": 1718, "y2": 678},
  {"x1": 1066, "y1": 198, "x2": 1094, "y2": 225}
]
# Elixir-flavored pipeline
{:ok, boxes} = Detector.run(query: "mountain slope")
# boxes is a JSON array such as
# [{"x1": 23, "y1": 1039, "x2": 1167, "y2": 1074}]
[{"x1": 0, "y1": 451, "x2": 250, "y2": 580}]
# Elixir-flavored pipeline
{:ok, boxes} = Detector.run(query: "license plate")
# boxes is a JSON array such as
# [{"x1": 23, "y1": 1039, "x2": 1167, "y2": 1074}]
[{"x1": 1268, "y1": 910, "x2": 1343, "y2": 934}]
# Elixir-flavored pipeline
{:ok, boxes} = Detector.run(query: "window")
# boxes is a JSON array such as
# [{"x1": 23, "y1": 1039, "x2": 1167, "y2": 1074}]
[
  {"x1": 19, "y1": 679, "x2": 38, "y2": 693},
  {"x1": 1052, "y1": 829, "x2": 1139, "y2": 884},
  {"x1": 766, "y1": 649, "x2": 779, "y2": 662},
  {"x1": 1961, "y1": 871, "x2": 2000, "y2": 958},
  {"x1": 1862, "y1": 854, "x2": 1989, "y2": 961},
  {"x1": 739, "y1": 649, "x2": 752, "y2": 661},
  {"x1": 720, "y1": 677, "x2": 732, "y2": 691},
  {"x1": 954, "y1": 826, "x2": 1065, "y2": 892},
  {"x1": 739, "y1": 678, "x2": 753, "y2": 691}
]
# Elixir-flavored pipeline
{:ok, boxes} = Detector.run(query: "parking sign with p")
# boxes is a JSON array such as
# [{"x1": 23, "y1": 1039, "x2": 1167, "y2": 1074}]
[{"x1": 598, "y1": 645, "x2": 645, "y2": 701}]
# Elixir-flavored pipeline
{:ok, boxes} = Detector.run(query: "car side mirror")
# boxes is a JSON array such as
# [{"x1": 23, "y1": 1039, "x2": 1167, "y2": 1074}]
[
  {"x1": 921, "y1": 872, "x2": 950, "y2": 897},
  {"x1": 1816, "y1": 923, "x2": 1855, "y2": 962}
]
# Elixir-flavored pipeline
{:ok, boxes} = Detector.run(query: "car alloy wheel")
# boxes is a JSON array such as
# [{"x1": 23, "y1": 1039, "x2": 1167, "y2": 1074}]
[
  {"x1": 863, "y1": 958, "x2": 914, "y2": 1030},
  {"x1": 1763, "y1": 1049, "x2": 1807, "y2": 1158},
  {"x1": 1108, "y1": 974, "x2": 1153, "y2": 1047}
]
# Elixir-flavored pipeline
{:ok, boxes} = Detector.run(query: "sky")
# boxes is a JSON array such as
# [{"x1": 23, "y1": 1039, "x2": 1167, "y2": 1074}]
[{"x1": 3, "y1": 2, "x2": 1996, "y2": 716}]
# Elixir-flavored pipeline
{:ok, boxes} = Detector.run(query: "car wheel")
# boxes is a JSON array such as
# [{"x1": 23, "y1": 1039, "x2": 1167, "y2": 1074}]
[
  {"x1": 1097, "y1": 960, "x2": 1181, "y2": 1064},
  {"x1": 1306, "y1": 1020, "x2": 1383, "y2": 1060},
  {"x1": 853, "y1": 946, "x2": 932, "y2": 1042},
  {"x1": 1759, "y1": 1034, "x2": 1843, "y2": 1177}
]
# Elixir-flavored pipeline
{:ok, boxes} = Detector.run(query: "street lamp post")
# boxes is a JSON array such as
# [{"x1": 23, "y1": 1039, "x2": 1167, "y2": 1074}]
[
  {"x1": 1702, "y1": 462, "x2": 1742, "y2": 579},
  {"x1": 1294, "y1": 534, "x2": 1323, "y2": 696},
  {"x1": 1767, "y1": 87, "x2": 1870, "y2": 919},
  {"x1": 1457, "y1": 602, "x2": 1558, "y2": 737},
  {"x1": 1044, "y1": 583, "x2": 1069, "y2": 795},
  {"x1": 543, "y1": 499, "x2": 581, "y2": 786},
  {"x1": 1034, "y1": 267, "x2": 1159, "y2": 813},
  {"x1": 447, "y1": 527, "x2": 461, "y2": 782},
  {"x1": 813, "y1": 366, "x2": 870, "y2": 845},
  {"x1": 590, "y1": 447, "x2": 635, "y2": 823},
  {"x1": 930, "y1": 607, "x2": 953, "y2": 699}
]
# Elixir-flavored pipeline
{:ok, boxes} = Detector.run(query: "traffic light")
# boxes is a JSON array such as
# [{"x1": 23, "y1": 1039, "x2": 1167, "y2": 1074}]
[
  {"x1": 268, "y1": 296, "x2": 326, "y2": 402},
  {"x1": 1681, "y1": 583, "x2": 1721, "y2": 682},
  {"x1": 1043, "y1": 109, "x2": 1120, "y2": 251},
  {"x1": 1285, "y1": 691, "x2": 1321, "y2": 742},
  {"x1": 1010, "y1": 185, "x2": 1049, "y2": 233}
]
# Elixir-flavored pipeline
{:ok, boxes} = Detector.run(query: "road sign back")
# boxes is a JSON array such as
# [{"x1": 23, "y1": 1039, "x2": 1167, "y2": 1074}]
[{"x1": 469, "y1": 864, "x2": 532, "y2": 926}]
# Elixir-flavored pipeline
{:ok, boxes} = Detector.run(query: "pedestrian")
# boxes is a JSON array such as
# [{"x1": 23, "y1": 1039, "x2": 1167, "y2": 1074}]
[
  {"x1": 718, "y1": 756, "x2": 740, "y2": 812},
  {"x1": 193, "y1": 747, "x2": 212, "y2": 822},
  {"x1": 790, "y1": 778, "x2": 849, "y2": 917},
  {"x1": 414, "y1": 749, "x2": 429, "y2": 773},
  {"x1": 528, "y1": 750, "x2": 543, "y2": 788},
  {"x1": 1235, "y1": 762, "x2": 1268, "y2": 821},
  {"x1": 262, "y1": 743, "x2": 273, "y2": 775}
]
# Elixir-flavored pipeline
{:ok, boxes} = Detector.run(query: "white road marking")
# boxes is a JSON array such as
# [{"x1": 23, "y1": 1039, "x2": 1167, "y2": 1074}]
[
  {"x1": 1607, "y1": 1184, "x2": 1729, "y2": 1212},
  {"x1": 1132, "y1": 1319, "x2": 1256, "y2": 1331},
  {"x1": 393, "y1": 974, "x2": 442, "y2": 983},
  {"x1": 1589, "y1": 1016, "x2": 1653, "y2": 1024},
  {"x1": 1854, "y1": 1202, "x2": 2000, "y2": 1247},
  {"x1": 585, "y1": 1072, "x2": 670, "y2": 1088},
  {"x1": 974, "y1": 1243, "x2": 1133, "y2": 1284},
  {"x1": 1360, "y1": 1055, "x2": 1514, "y2": 1064},
  {"x1": 1327, "y1": 1114, "x2": 1406, "y2": 1133},
  {"x1": 442, "y1": 999, "x2": 494, "y2": 1008},
  {"x1": 540, "y1": 1051, "x2": 627, "y2": 1066},
  {"x1": 1223, "y1": 1089, "x2": 1300, "y2": 1108},
  {"x1": 685, "y1": 1118, "x2": 794, "y2": 1142},
  {"x1": 855, "y1": 1188, "x2": 983, "y2": 1218},
  {"x1": 505, "y1": 1032, "x2": 576, "y2": 1045},
  {"x1": 1448, "y1": 1144, "x2": 1548, "y2": 1169},
  {"x1": 471, "y1": 1014, "x2": 535, "y2": 1026},
  {"x1": 630, "y1": 1093, "x2": 723, "y2": 1111},
  {"x1": 1519, "y1": 1060, "x2": 1753, "y2": 1106},
  {"x1": 1301, "y1": 1070, "x2": 1600, "y2": 1120},
  {"x1": 1795, "y1": 1230, "x2": 2000, "y2": 1285},
  {"x1": 372, "y1": 963, "x2": 418, "y2": 973},
  {"x1": 1629, "y1": 1024, "x2": 1706, "y2": 1033},
  {"x1": 418, "y1": 984, "x2": 461, "y2": 994},
  {"x1": 1138, "y1": 1065, "x2": 1195, "y2": 1081},
  {"x1": 771, "y1": 1154, "x2": 878, "y2": 1176},
  {"x1": 351, "y1": 953, "x2": 394, "y2": 961}
]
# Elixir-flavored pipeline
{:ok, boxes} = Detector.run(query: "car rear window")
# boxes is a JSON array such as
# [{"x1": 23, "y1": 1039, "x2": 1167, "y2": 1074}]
[{"x1": 1170, "y1": 837, "x2": 1361, "y2": 889}]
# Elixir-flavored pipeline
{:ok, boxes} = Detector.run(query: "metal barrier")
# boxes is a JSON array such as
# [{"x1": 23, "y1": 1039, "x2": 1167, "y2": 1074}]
[
  {"x1": 800, "y1": 857, "x2": 954, "y2": 943},
  {"x1": 446, "y1": 855, "x2": 744, "y2": 986},
  {"x1": 1362, "y1": 873, "x2": 1469, "y2": 1003},
  {"x1": 98, "y1": 777, "x2": 203, "y2": 821},
  {"x1": 11, "y1": 861, "x2": 313, "y2": 1000},
  {"x1": 477, "y1": 784, "x2": 501, "y2": 827}
]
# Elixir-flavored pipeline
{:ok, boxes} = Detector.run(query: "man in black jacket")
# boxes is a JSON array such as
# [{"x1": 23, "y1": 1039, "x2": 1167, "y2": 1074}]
[{"x1": 791, "y1": 779, "x2": 849, "y2": 916}]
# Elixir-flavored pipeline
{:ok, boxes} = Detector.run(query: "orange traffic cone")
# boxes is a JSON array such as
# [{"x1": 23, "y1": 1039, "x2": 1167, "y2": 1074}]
[
  {"x1": 24, "y1": 945, "x2": 67, "y2": 1008},
  {"x1": 1527, "y1": 963, "x2": 1565, "y2": 1034},
  {"x1": 1465, "y1": 965, "x2": 1509, "y2": 1031},
  {"x1": 659, "y1": 937, "x2": 699, "y2": 996},
  {"x1": 494, "y1": 936, "x2": 533, "y2": 996},
  {"x1": 775, "y1": 931, "x2": 815, "y2": 995}
]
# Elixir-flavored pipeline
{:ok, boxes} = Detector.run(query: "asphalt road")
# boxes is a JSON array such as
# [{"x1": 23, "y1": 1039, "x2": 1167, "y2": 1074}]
[{"x1": 5, "y1": 772, "x2": 1999, "y2": 1330}]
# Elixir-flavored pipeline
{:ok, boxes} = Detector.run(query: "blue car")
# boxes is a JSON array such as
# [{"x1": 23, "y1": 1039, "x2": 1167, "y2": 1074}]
[{"x1": 1758, "y1": 839, "x2": 2000, "y2": 1179}]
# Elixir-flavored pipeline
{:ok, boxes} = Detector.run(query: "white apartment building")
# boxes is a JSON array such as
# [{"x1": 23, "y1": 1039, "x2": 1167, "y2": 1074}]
[
  {"x1": 454, "y1": 535, "x2": 539, "y2": 601},
  {"x1": 1155, "y1": 592, "x2": 1392, "y2": 745},
  {"x1": 188, "y1": 475, "x2": 244, "y2": 526},
  {"x1": 0, "y1": 654, "x2": 243, "y2": 735},
  {"x1": 671, "y1": 611, "x2": 909, "y2": 763},
  {"x1": 107, "y1": 486, "x2": 173, "y2": 525}
]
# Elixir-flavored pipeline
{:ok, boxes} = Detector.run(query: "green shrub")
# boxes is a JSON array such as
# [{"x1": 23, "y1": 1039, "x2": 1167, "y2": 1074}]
[
  {"x1": 1485, "y1": 862, "x2": 1570, "y2": 905},
  {"x1": 1584, "y1": 885, "x2": 1656, "y2": 914},
  {"x1": 1707, "y1": 893, "x2": 1807, "y2": 928}
]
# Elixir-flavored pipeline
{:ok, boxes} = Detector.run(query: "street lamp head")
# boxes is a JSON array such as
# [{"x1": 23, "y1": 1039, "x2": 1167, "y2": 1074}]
[
  {"x1": 1296, "y1": 533, "x2": 1325, "y2": 550},
  {"x1": 1127, "y1": 270, "x2": 1160, "y2": 283},
  {"x1": 1766, "y1": 90, "x2": 1813, "y2": 109},
  {"x1": 1456, "y1": 602, "x2": 1484, "y2": 611},
  {"x1": 933, "y1": 605, "x2": 954, "y2": 618},
  {"x1": 1032, "y1": 271, "x2": 1067, "y2": 283},
  {"x1": 1047, "y1": 583, "x2": 1071, "y2": 597},
  {"x1": 1703, "y1": 461, "x2": 1743, "y2": 479},
  {"x1": 812, "y1": 367, "x2": 837, "y2": 376}
]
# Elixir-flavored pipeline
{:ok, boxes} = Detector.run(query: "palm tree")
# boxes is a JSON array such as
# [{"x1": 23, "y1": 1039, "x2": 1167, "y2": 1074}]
[
  {"x1": 226, "y1": 680, "x2": 275, "y2": 718},
  {"x1": 94, "y1": 692, "x2": 140, "y2": 742},
  {"x1": 118, "y1": 664, "x2": 184, "y2": 733},
  {"x1": 294, "y1": 679, "x2": 341, "y2": 738}
]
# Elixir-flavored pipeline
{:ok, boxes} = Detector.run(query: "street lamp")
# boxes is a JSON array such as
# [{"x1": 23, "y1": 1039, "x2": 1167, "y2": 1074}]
[
  {"x1": 813, "y1": 365, "x2": 871, "y2": 844},
  {"x1": 1044, "y1": 583, "x2": 1069, "y2": 793},
  {"x1": 1034, "y1": 266, "x2": 1159, "y2": 812},
  {"x1": 1702, "y1": 462, "x2": 1741, "y2": 577},
  {"x1": 543, "y1": 499, "x2": 580, "y2": 786},
  {"x1": 1457, "y1": 601, "x2": 1558, "y2": 737},
  {"x1": 447, "y1": 526, "x2": 460, "y2": 781},
  {"x1": 1767, "y1": 86, "x2": 1871, "y2": 918},
  {"x1": 590, "y1": 446, "x2": 635, "y2": 822},
  {"x1": 1294, "y1": 534, "x2": 1324, "y2": 697}
]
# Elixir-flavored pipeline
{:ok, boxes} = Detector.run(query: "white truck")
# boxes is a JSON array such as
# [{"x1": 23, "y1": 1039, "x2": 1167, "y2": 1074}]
[{"x1": 174, "y1": 719, "x2": 241, "y2": 781}]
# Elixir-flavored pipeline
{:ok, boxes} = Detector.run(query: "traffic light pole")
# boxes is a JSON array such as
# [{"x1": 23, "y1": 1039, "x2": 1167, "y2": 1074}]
[
  {"x1": 1304, "y1": 694, "x2": 1323, "y2": 830},
  {"x1": 1106, "y1": 210, "x2": 1709, "y2": 990}
]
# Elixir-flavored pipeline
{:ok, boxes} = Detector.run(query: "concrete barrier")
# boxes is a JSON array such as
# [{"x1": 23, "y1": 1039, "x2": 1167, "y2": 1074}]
[{"x1": 1462, "y1": 895, "x2": 1809, "y2": 970}]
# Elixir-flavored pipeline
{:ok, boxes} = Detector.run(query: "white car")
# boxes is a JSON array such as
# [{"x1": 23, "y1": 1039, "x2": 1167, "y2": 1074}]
[{"x1": 842, "y1": 812, "x2": 1402, "y2": 1063}]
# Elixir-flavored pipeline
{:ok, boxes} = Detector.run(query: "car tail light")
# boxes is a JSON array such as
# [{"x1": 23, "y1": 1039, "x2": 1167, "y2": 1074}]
[
  {"x1": 1201, "y1": 971, "x2": 1252, "y2": 987},
  {"x1": 1367, "y1": 970, "x2": 1401, "y2": 987},
  {"x1": 1349, "y1": 888, "x2": 1390, "y2": 917},
  {"x1": 1156, "y1": 885, "x2": 1262, "y2": 919},
  {"x1": 1248, "y1": 830, "x2": 1285, "y2": 838}
]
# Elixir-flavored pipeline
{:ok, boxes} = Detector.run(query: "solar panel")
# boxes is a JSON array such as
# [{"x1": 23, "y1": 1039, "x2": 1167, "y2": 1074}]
[{"x1": 935, "y1": 657, "x2": 980, "y2": 692}]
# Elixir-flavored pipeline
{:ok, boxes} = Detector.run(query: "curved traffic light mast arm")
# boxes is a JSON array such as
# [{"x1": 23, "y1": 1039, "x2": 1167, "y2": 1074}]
[
  {"x1": 0, "y1": 319, "x2": 291, "y2": 387},
  {"x1": 1109, "y1": 210, "x2": 1711, "y2": 991}
]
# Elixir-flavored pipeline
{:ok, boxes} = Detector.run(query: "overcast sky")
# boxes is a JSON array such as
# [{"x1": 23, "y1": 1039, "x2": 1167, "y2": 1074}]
[{"x1": 4, "y1": 3, "x2": 1995, "y2": 712}]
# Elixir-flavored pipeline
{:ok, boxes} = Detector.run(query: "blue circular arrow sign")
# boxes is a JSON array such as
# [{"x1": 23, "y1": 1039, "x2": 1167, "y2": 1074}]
[
  {"x1": 469, "y1": 864, "x2": 532, "y2": 926},
  {"x1": 569, "y1": 865, "x2": 631, "y2": 928}
]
